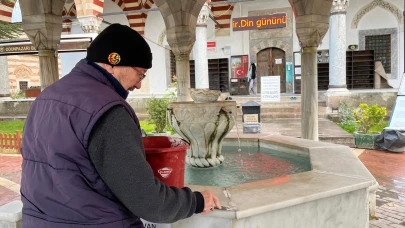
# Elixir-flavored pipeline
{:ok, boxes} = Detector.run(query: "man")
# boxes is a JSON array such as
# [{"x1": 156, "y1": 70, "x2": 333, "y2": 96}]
[
  {"x1": 20, "y1": 24, "x2": 221, "y2": 228},
  {"x1": 248, "y1": 62, "x2": 257, "y2": 95}
]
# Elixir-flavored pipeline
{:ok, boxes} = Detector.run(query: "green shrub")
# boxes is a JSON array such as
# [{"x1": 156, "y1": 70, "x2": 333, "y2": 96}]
[
  {"x1": 338, "y1": 122, "x2": 357, "y2": 134},
  {"x1": 338, "y1": 101, "x2": 356, "y2": 125},
  {"x1": 353, "y1": 104, "x2": 387, "y2": 134},
  {"x1": 11, "y1": 90, "x2": 25, "y2": 99},
  {"x1": 337, "y1": 101, "x2": 358, "y2": 134},
  {"x1": 139, "y1": 121, "x2": 155, "y2": 134},
  {"x1": 146, "y1": 90, "x2": 177, "y2": 133}
]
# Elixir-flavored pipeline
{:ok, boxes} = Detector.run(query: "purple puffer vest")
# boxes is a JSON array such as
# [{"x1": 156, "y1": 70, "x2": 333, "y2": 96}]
[{"x1": 21, "y1": 60, "x2": 144, "y2": 228}]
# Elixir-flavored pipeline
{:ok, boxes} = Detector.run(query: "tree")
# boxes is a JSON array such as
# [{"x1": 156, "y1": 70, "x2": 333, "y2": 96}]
[
  {"x1": 0, "y1": 0, "x2": 23, "y2": 39},
  {"x1": 0, "y1": 21, "x2": 23, "y2": 39}
]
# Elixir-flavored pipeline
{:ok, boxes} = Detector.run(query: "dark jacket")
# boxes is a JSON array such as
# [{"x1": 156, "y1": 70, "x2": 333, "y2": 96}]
[{"x1": 20, "y1": 60, "x2": 201, "y2": 228}]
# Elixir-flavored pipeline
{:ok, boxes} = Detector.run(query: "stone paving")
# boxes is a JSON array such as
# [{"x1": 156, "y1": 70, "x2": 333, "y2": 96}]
[{"x1": 1, "y1": 148, "x2": 405, "y2": 227}]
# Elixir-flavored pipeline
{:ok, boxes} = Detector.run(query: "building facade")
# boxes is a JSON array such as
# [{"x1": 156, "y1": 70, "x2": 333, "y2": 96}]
[{"x1": 1, "y1": 0, "x2": 403, "y2": 96}]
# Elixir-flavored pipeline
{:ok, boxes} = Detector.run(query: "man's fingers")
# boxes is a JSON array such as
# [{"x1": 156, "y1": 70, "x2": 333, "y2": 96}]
[
  {"x1": 200, "y1": 190, "x2": 222, "y2": 215},
  {"x1": 213, "y1": 195, "x2": 221, "y2": 209}
]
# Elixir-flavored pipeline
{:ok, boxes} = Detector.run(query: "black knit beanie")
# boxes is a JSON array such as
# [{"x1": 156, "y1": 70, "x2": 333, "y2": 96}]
[{"x1": 86, "y1": 24, "x2": 152, "y2": 69}]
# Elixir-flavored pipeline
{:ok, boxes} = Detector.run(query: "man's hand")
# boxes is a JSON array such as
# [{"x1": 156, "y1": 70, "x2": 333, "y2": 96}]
[{"x1": 200, "y1": 190, "x2": 221, "y2": 215}]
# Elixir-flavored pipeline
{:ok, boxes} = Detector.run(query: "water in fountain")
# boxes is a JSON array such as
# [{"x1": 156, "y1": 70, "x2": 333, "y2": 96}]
[
  {"x1": 185, "y1": 146, "x2": 310, "y2": 187},
  {"x1": 231, "y1": 114, "x2": 242, "y2": 152}
]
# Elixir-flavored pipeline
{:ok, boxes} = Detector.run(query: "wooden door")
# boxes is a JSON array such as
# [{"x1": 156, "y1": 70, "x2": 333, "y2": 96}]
[{"x1": 256, "y1": 48, "x2": 286, "y2": 93}]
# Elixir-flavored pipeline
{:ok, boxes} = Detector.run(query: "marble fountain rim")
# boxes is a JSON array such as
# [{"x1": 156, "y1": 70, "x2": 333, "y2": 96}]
[
  {"x1": 184, "y1": 134, "x2": 377, "y2": 220},
  {"x1": 168, "y1": 101, "x2": 237, "y2": 106}
]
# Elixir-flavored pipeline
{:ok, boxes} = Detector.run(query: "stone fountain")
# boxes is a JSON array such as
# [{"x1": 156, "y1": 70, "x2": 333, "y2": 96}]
[{"x1": 167, "y1": 88, "x2": 236, "y2": 168}]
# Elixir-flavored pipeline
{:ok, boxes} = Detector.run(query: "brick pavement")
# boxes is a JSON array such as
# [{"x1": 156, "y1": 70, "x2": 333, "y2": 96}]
[
  {"x1": 0, "y1": 154, "x2": 21, "y2": 206},
  {"x1": 358, "y1": 149, "x2": 405, "y2": 228},
  {"x1": 1, "y1": 150, "x2": 405, "y2": 227}
]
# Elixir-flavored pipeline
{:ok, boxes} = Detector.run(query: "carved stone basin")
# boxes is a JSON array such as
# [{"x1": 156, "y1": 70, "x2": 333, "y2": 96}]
[{"x1": 167, "y1": 101, "x2": 237, "y2": 167}]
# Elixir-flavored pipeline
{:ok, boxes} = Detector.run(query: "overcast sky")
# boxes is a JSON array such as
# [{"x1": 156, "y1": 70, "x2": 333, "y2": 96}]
[{"x1": 11, "y1": 0, "x2": 22, "y2": 23}]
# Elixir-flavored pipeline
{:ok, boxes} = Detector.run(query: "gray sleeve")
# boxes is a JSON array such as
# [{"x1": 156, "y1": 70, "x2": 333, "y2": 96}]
[{"x1": 88, "y1": 105, "x2": 203, "y2": 223}]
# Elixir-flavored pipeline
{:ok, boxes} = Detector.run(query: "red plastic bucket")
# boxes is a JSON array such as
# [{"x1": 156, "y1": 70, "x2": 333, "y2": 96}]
[{"x1": 142, "y1": 136, "x2": 189, "y2": 188}]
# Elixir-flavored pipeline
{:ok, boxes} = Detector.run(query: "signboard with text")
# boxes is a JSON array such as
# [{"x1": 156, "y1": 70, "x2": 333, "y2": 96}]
[
  {"x1": 261, "y1": 76, "x2": 280, "y2": 102},
  {"x1": 207, "y1": 41, "x2": 216, "y2": 52},
  {"x1": 244, "y1": 114, "x2": 259, "y2": 123},
  {"x1": 232, "y1": 13, "x2": 287, "y2": 32},
  {"x1": 0, "y1": 36, "x2": 94, "y2": 56}
]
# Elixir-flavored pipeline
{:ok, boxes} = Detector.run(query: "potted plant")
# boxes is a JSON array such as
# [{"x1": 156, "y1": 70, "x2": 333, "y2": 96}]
[
  {"x1": 145, "y1": 93, "x2": 176, "y2": 136},
  {"x1": 353, "y1": 104, "x2": 387, "y2": 149},
  {"x1": 24, "y1": 86, "x2": 41, "y2": 98}
]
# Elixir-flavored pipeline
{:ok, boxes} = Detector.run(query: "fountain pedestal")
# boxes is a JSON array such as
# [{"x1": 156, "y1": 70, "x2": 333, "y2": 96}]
[{"x1": 168, "y1": 101, "x2": 236, "y2": 168}]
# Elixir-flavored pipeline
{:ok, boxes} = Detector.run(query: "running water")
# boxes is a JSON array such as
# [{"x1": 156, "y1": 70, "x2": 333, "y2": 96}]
[{"x1": 230, "y1": 114, "x2": 241, "y2": 152}]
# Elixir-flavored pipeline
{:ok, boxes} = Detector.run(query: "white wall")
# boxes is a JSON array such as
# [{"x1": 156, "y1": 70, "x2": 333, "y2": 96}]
[
  {"x1": 85, "y1": 0, "x2": 404, "y2": 94},
  {"x1": 345, "y1": 0, "x2": 403, "y2": 87},
  {"x1": 312, "y1": 0, "x2": 404, "y2": 87},
  {"x1": 142, "y1": 10, "x2": 168, "y2": 96},
  {"x1": 203, "y1": 4, "x2": 249, "y2": 59}
]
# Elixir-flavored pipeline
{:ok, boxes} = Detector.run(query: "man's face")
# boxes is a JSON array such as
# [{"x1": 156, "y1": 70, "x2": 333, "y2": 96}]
[{"x1": 104, "y1": 65, "x2": 148, "y2": 91}]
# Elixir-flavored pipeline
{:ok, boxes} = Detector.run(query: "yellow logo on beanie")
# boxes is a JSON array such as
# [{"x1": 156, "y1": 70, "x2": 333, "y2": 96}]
[{"x1": 108, "y1": 52, "x2": 121, "y2": 65}]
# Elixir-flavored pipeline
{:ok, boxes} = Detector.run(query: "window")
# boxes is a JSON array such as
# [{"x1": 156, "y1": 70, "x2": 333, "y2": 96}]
[
  {"x1": 19, "y1": 81, "x2": 28, "y2": 91},
  {"x1": 170, "y1": 51, "x2": 176, "y2": 84},
  {"x1": 365, "y1": 35, "x2": 391, "y2": 73}
]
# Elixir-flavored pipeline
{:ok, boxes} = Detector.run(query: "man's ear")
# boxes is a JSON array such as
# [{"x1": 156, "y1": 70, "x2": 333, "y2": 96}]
[{"x1": 103, "y1": 64, "x2": 114, "y2": 74}]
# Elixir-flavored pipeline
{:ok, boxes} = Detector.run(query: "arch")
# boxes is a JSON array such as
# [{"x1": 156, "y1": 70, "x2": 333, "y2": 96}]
[
  {"x1": 126, "y1": 0, "x2": 155, "y2": 35},
  {"x1": 107, "y1": 0, "x2": 156, "y2": 35},
  {"x1": 351, "y1": 0, "x2": 403, "y2": 29},
  {"x1": 250, "y1": 39, "x2": 292, "y2": 63},
  {"x1": 210, "y1": 0, "x2": 234, "y2": 36},
  {"x1": 110, "y1": 0, "x2": 126, "y2": 10},
  {"x1": 0, "y1": 0, "x2": 16, "y2": 23},
  {"x1": 74, "y1": 0, "x2": 104, "y2": 17},
  {"x1": 14, "y1": 65, "x2": 33, "y2": 79},
  {"x1": 62, "y1": 2, "x2": 76, "y2": 34}
]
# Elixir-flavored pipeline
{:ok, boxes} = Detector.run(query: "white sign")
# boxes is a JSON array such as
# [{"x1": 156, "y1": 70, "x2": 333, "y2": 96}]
[
  {"x1": 207, "y1": 41, "x2": 216, "y2": 52},
  {"x1": 261, "y1": 76, "x2": 280, "y2": 102},
  {"x1": 141, "y1": 219, "x2": 171, "y2": 228},
  {"x1": 275, "y1": 58, "x2": 282, "y2": 64},
  {"x1": 244, "y1": 114, "x2": 259, "y2": 123},
  {"x1": 223, "y1": 46, "x2": 231, "y2": 55},
  {"x1": 389, "y1": 96, "x2": 405, "y2": 127},
  {"x1": 398, "y1": 73, "x2": 405, "y2": 95},
  {"x1": 294, "y1": 52, "x2": 301, "y2": 66}
]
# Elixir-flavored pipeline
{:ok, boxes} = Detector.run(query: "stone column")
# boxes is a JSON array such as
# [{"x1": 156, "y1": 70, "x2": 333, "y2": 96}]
[
  {"x1": 293, "y1": 0, "x2": 332, "y2": 141},
  {"x1": 155, "y1": 0, "x2": 207, "y2": 102},
  {"x1": 0, "y1": 56, "x2": 10, "y2": 97},
  {"x1": 78, "y1": 16, "x2": 103, "y2": 33},
  {"x1": 301, "y1": 47, "x2": 319, "y2": 141},
  {"x1": 39, "y1": 50, "x2": 59, "y2": 89},
  {"x1": 194, "y1": 3, "x2": 209, "y2": 89},
  {"x1": 328, "y1": 0, "x2": 349, "y2": 91},
  {"x1": 176, "y1": 54, "x2": 191, "y2": 101},
  {"x1": 20, "y1": 0, "x2": 65, "y2": 90}
]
